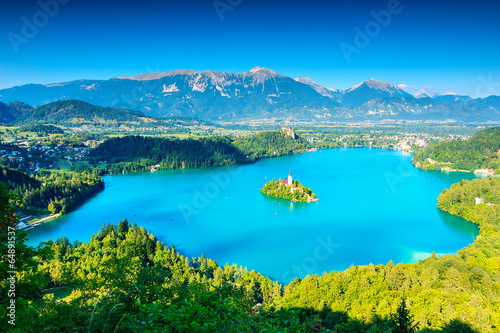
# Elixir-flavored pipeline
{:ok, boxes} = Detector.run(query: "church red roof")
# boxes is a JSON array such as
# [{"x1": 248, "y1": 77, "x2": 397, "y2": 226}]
[{"x1": 280, "y1": 178, "x2": 288, "y2": 184}]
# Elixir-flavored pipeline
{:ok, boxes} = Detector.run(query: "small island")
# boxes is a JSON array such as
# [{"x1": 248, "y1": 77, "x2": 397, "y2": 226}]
[{"x1": 260, "y1": 170, "x2": 319, "y2": 203}]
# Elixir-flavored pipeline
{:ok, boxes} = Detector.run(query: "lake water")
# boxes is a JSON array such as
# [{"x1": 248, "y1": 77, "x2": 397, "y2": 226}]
[{"x1": 27, "y1": 148, "x2": 480, "y2": 283}]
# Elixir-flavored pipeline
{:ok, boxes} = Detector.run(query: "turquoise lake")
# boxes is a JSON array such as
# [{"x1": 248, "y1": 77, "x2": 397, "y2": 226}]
[{"x1": 27, "y1": 148, "x2": 480, "y2": 283}]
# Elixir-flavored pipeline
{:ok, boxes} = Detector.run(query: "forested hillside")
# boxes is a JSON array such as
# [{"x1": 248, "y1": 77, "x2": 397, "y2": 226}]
[
  {"x1": 23, "y1": 171, "x2": 104, "y2": 214},
  {"x1": 0, "y1": 101, "x2": 33, "y2": 123},
  {"x1": 89, "y1": 130, "x2": 311, "y2": 174},
  {"x1": 15, "y1": 100, "x2": 155, "y2": 125},
  {"x1": 233, "y1": 130, "x2": 312, "y2": 161},
  {"x1": 17, "y1": 123, "x2": 64, "y2": 134},
  {"x1": 89, "y1": 136, "x2": 247, "y2": 173},
  {"x1": 0, "y1": 165, "x2": 41, "y2": 191},
  {"x1": 1, "y1": 165, "x2": 104, "y2": 215},
  {"x1": 413, "y1": 127, "x2": 500, "y2": 171}
]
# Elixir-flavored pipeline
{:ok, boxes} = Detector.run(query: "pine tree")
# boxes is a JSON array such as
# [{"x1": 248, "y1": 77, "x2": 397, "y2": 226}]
[{"x1": 392, "y1": 294, "x2": 418, "y2": 333}]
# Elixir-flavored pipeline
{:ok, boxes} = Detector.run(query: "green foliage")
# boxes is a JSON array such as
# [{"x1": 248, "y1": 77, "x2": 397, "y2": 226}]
[
  {"x1": 233, "y1": 130, "x2": 312, "y2": 161},
  {"x1": 0, "y1": 165, "x2": 41, "y2": 190},
  {"x1": 16, "y1": 99, "x2": 154, "y2": 125},
  {"x1": 90, "y1": 130, "x2": 311, "y2": 174},
  {"x1": 0, "y1": 165, "x2": 104, "y2": 214},
  {"x1": 12, "y1": 220, "x2": 297, "y2": 332},
  {"x1": 437, "y1": 177, "x2": 500, "y2": 234},
  {"x1": 0, "y1": 184, "x2": 53, "y2": 319},
  {"x1": 4, "y1": 128, "x2": 500, "y2": 331},
  {"x1": 392, "y1": 295, "x2": 419, "y2": 333},
  {"x1": 90, "y1": 135, "x2": 247, "y2": 173},
  {"x1": 18, "y1": 123, "x2": 64, "y2": 134},
  {"x1": 413, "y1": 127, "x2": 500, "y2": 171},
  {"x1": 441, "y1": 319, "x2": 479, "y2": 333},
  {"x1": 1, "y1": 206, "x2": 485, "y2": 332},
  {"x1": 25, "y1": 171, "x2": 104, "y2": 214}
]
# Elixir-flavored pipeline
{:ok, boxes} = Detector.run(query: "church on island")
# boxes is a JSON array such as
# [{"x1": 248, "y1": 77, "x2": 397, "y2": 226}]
[
  {"x1": 279, "y1": 170, "x2": 301, "y2": 194},
  {"x1": 278, "y1": 170, "x2": 318, "y2": 202},
  {"x1": 260, "y1": 170, "x2": 318, "y2": 203},
  {"x1": 280, "y1": 170, "x2": 294, "y2": 186}
]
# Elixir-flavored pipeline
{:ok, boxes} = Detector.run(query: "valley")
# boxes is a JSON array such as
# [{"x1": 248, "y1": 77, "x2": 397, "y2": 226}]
[{"x1": 2, "y1": 0, "x2": 500, "y2": 331}]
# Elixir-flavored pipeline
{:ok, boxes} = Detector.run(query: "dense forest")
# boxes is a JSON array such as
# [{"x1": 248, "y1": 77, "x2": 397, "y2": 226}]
[
  {"x1": 25, "y1": 171, "x2": 104, "y2": 214},
  {"x1": 413, "y1": 127, "x2": 500, "y2": 172},
  {"x1": 0, "y1": 101, "x2": 33, "y2": 123},
  {"x1": 1, "y1": 178, "x2": 492, "y2": 332},
  {"x1": 0, "y1": 165, "x2": 41, "y2": 191},
  {"x1": 261, "y1": 179, "x2": 317, "y2": 202},
  {"x1": 89, "y1": 135, "x2": 247, "y2": 174},
  {"x1": 233, "y1": 130, "x2": 313, "y2": 161},
  {"x1": 17, "y1": 123, "x2": 64, "y2": 135},
  {"x1": 0, "y1": 165, "x2": 104, "y2": 215},
  {"x1": 90, "y1": 130, "x2": 311, "y2": 174}
]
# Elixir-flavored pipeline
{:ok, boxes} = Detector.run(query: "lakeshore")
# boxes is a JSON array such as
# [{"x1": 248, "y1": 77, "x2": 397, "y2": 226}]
[{"x1": 25, "y1": 148, "x2": 480, "y2": 283}]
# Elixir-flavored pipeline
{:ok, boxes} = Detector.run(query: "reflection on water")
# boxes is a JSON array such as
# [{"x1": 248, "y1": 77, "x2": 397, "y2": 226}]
[
  {"x1": 260, "y1": 192, "x2": 312, "y2": 212},
  {"x1": 438, "y1": 209, "x2": 479, "y2": 239}
]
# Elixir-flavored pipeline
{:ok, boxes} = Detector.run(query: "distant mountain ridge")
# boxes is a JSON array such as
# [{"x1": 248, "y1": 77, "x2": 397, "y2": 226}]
[
  {"x1": 16, "y1": 100, "x2": 156, "y2": 124},
  {"x1": 0, "y1": 101, "x2": 33, "y2": 123},
  {"x1": 1, "y1": 67, "x2": 499, "y2": 122},
  {"x1": 415, "y1": 88, "x2": 442, "y2": 99},
  {"x1": 0, "y1": 100, "x2": 159, "y2": 125},
  {"x1": 338, "y1": 79, "x2": 413, "y2": 107},
  {"x1": 0, "y1": 100, "x2": 217, "y2": 127}
]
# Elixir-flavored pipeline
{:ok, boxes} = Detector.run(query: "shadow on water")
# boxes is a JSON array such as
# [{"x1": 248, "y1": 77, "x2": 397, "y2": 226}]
[
  {"x1": 438, "y1": 209, "x2": 479, "y2": 239},
  {"x1": 260, "y1": 192, "x2": 315, "y2": 212}
]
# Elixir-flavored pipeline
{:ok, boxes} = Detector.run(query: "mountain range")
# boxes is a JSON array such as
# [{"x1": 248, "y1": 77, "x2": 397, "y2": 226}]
[{"x1": 1, "y1": 67, "x2": 499, "y2": 122}]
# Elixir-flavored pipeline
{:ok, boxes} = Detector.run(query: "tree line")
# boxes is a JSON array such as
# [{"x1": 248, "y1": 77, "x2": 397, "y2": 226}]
[
  {"x1": 1, "y1": 165, "x2": 104, "y2": 215},
  {"x1": 413, "y1": 127, "x2": 500, "y2": 172},
  {"x1": 232, "y1": 130, "x2": 313, "y2": 161},
  {"x1": 89, "y1": 135, "x2": 247, "y2": 173},
  {"x1": 18, "y1": 123, "x2": 64, "y2": 135},
  {"x1": 89, "y1": 130, "x2": 312, "y2": 174}
]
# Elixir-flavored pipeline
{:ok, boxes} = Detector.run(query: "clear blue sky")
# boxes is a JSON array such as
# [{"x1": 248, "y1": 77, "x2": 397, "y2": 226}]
[{"x1": 1, "y1": 0, "x2": 499, "y2": 97}]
